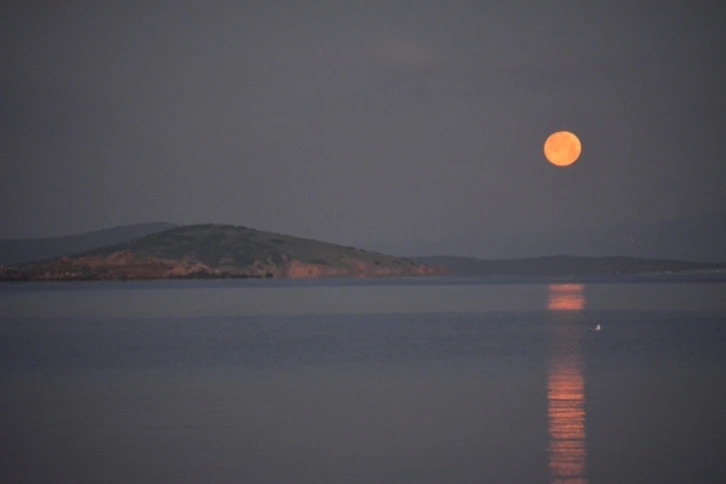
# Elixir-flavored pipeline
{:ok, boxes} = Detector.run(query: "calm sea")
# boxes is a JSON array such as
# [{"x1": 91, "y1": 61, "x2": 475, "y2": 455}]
[{"x1": 1, "y1": 276, "x2": 725, "y2": 484}]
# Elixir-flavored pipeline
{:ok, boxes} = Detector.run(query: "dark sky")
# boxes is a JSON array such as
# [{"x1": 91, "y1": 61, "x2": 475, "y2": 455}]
[{"x1": 2, "y1": 1, "x2": 725, "y2": 253}]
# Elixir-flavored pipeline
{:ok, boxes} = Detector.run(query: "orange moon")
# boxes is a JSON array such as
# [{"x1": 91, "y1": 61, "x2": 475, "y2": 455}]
[{"x1": 544, "y1": 131, "x2": 581, "y2": 167}]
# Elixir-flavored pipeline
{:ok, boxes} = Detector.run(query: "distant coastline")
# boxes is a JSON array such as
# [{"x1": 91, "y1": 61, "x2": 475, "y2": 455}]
[
  {"x1": 413, "y1": 255, "x2": 726, "y2": 278},
  {"x1": 2, "y1": 224, "x2": 726, "y2": 282}
]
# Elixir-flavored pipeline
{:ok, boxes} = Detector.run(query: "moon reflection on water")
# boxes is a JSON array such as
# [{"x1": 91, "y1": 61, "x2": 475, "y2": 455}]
[{"x1": 547, "y1": 284, "x2": 588, "y2": 484}]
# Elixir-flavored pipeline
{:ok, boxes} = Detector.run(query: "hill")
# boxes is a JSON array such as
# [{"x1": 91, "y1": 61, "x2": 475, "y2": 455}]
[
  {"x1": 0, "y1": 224, "x2": 443, "y2": 281},
  {"x1": 0, "y1": 222, "x2": 177, "y2": 266},
  {"x1": 415, "y1": 255, "x2": 726, "y2": 277}
]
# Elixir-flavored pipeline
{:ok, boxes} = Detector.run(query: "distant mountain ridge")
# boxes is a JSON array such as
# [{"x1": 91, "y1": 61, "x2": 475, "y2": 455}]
[
  {"x1": 0, "y1": 222, "x2": 177, "y2": 266},
  {"x1": 0, "y1": 224, "x2": 443, "y2": 281},
  {"x1": 415, "y1": 255, "x2": 726, "y2": 277},
  {"x1": 601, "y1": 213, "x2": 726, "y2": 262},
  {"x1": 373, "y1": 213, "x2": 726, "y2": 263}
]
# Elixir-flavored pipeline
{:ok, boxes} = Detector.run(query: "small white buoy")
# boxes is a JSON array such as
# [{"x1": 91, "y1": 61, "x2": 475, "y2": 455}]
[{"x1": 592, "y1": 324, "x2": 601, "y2": 332}]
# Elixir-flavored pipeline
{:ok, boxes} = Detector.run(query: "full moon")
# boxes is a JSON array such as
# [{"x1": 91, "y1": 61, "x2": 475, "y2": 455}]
[{"x1": 544, "y1": 131, "x2": 581, "y2": 167}]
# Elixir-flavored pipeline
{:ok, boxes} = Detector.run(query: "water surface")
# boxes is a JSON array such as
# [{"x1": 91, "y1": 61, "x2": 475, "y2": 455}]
[{"x1": 1, "y1": 277, "x2": 725, "y2": 483}]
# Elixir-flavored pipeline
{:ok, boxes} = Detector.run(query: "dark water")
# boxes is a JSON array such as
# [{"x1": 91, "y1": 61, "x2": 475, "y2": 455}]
[{"x1": 1, "y1": 278, "x2": 725, "y2": 483}]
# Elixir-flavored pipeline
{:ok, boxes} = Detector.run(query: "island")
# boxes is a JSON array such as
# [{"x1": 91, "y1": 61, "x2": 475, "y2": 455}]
[{"x1": 0, "y1": 224, "x2": 444, "y2": 281}]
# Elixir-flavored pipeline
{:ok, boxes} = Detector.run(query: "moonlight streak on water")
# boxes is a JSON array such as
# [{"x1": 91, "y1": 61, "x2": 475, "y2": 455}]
[{"x1": 547, "y1": 284, "x2": 588, "y2": 484}]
